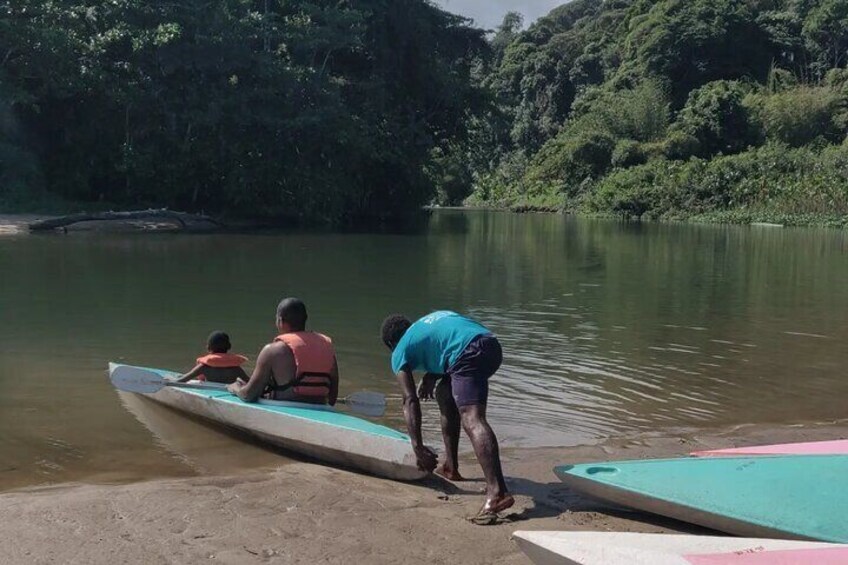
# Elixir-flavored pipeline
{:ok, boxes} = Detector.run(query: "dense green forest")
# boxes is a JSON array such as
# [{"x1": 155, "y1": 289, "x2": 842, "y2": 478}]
[
  {"x1": 462, "y1": 0, "x2": 848, "y2": 226},
  {"x1": 2, "y1": 0, "x2": 847, "y2": 226},
  {"x1": 0, "y1": 0, "x2": 487, "y2": 225}
]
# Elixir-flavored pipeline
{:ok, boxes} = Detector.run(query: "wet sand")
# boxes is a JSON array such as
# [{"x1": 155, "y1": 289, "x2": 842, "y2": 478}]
[{"x1": 1, "y1": 421, "x2": 845, "y2": 564}]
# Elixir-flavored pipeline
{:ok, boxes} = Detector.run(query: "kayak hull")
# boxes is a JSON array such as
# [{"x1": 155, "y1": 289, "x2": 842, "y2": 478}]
[
  {"x1": 109, "y1": 363, "x2": 426, "y2": 481},
  {"x1": 511, "y1": 532, "x2": 846, "y2": 565}
]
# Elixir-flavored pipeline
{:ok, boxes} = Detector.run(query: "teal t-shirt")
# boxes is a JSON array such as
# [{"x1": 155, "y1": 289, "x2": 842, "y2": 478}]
[{"x1": 390, "y1": 311, "x2": 492, "y2": 374}]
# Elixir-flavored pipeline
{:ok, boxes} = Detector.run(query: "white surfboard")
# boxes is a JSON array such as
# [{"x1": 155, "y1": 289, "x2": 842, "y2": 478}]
[{"x1": 511, "y1": 532, "x2": 847, "y2": 565}]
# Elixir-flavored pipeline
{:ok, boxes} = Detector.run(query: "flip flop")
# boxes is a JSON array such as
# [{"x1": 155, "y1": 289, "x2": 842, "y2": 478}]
[
  {"x1": 476, "y1": 494, "x2": 515, "y2": 517},
  {"x1": 467, "y1": 509, "x2": 525, "y2": 526},
  {"x1": 468, "y1": 494, "x2": 515, "y2": 526},
  {"x1": 468, "y1": 513, "x2": 500, "y2": 526}
]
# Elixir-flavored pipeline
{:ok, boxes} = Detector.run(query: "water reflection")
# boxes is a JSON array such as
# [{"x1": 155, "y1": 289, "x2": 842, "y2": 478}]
[
  {"x1": 425, "y1": 213, "x2": 848, "y2": 446},
  {"x1": 1, "y1": 212, "x2": 847, "y2": 489},
  {"x1": 117, "y1": 392, "x2": 288, "y2": 473}
]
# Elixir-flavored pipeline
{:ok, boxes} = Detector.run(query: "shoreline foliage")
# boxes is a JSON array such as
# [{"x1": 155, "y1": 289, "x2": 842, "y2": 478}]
[{"x1": 466, "y1": 0, "x2": 848, "y2": 225}]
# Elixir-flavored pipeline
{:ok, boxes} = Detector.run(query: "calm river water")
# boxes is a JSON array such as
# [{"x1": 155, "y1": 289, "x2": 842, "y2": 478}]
[{"x1": 1, "y1": 211, "x2": 846, "y2": 491}]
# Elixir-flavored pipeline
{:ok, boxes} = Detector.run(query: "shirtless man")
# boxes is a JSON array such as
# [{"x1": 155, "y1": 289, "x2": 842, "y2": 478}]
[{"x1": 228, "y1": 298, "x2": 339, "y2": 405}]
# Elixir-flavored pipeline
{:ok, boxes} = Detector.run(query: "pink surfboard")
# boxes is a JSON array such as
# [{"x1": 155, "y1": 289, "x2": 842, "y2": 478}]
[{"x1": 691, "y1": 439, "x2": 848, "y2": 458}]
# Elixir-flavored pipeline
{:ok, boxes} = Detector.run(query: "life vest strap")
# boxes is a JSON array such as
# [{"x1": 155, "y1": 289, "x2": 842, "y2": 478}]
[{"x1": 266, "y1": 372, "x2": 332, "y2": 396}]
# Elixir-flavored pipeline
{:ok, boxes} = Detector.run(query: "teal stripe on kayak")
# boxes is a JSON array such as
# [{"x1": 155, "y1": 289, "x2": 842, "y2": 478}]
[
  {"x1": 555, "y1": 455, "x2": 848, "y2": 542},
  {"x1": 207, "y1": 391, "x2": 409, "y2": 441},
  {"x1": 145, "y1": 367, "x2": 409, "y2": 442}
]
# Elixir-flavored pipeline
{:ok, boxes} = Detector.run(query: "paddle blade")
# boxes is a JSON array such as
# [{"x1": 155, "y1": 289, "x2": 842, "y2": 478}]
[
  {"x1": 343, "y1": 391, "x2": 387, "y2": 417},
  {"x1": 110, "y1": 365, "x2": 166, "y2": 394},
  {"x1": 111, "y1": 365, "x2": 229, "y2": 394}
]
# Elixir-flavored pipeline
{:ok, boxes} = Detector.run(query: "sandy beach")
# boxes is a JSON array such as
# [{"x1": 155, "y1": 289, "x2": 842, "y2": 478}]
[{"x1": 2, "y1": 420, "x2": 845, "y2": 564}]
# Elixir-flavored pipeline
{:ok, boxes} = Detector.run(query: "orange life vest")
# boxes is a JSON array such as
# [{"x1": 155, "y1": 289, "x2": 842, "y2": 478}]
[
  {"x1": 271, "y1": 332, "x2": 335, "y2": 400},
  {"x1": 194, "y1": 353, "x2": 248, "y2": 382},
  {"x1": 197, "y1": 353, "x2": 249, "y2": 367}
]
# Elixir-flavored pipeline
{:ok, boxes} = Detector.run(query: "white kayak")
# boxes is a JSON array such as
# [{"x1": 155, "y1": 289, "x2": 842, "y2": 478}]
[
  {"x1": 109, "y1": 363, "x2": 427, "y2": 481},
  {"x1": 511, "y1": 532, "x2": 848, "y2": 565}
]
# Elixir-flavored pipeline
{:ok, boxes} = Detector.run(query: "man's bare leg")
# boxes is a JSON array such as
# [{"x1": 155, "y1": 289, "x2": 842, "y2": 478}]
[
  {"x1": 459, "y1": 403, "x2": 513, "y2": 513},
  {"x1": 435, "y1": 377, "x2": 464, "y2": 480}
]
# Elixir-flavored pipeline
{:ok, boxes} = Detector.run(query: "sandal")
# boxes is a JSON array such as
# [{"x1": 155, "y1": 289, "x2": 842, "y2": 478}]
[{"x1": 477, "y1": 494, "x2": 515, "y2": 516}]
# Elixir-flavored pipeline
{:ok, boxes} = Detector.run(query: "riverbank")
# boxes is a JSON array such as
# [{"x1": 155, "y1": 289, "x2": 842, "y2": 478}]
[
  {"x1": 6, "y1": 203, "x2": 847, "y2": 238},
  {"x1": 465, "y1": 141, "x2": 848, "y2": 230},
  {"x1": 457, "y1": 200, "x2": 848, "y2": 230},
  {"x1": 0, "y1": 214, "x2": 54, "y2": 235},
  {"x1": 2, "y1": 420, "x2": 845, "y2": 564},
  {"x1": 0, "y1": 212, "x2": 235, "y2": 235}
]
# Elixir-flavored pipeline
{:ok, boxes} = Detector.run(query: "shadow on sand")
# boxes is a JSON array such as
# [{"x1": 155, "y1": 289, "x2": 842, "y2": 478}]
[{"x1": 429, "y1": 473, "x2": 718, "y2": 532}]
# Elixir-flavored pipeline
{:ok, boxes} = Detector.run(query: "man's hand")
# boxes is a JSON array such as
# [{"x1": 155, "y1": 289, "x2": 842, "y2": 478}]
[
  {"x1": 414, "y1": 445, "x2": 438, "y2": 473},
  {"x1": 227, "y1": 378, "x2": 245, "y2": 396},
  {"x1": 417, "y1": 373, "x2": 438, "y2": 401},
  {"x1": 396, "y1": 369, "x2": 432, "y2": 471}
]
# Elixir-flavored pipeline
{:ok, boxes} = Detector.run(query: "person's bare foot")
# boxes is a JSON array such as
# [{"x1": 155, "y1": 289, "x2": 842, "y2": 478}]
[{"x1": 434, "y1": 464, "x2": 465, "y2": 481}]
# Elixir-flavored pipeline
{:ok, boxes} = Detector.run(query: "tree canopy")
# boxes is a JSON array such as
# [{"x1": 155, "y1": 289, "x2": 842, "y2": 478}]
[
  {"x1": 467, "y1": 0, "x2": 848, "y2": 224},
  {"x1": 1, "y1": 0, "x2": 488, "y2": 225},
  {"x1": 3, "y1": 0, "x2": 848, "y2": 226}
]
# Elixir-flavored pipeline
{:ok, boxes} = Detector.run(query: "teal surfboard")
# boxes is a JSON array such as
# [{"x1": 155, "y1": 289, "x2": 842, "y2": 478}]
[{"x1": 555, "y1": 456, "x2": 848, "y2": 542}]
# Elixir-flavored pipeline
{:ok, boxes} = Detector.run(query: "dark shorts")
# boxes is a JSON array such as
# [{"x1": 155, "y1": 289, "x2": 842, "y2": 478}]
[{"x1": 445, "y1": 334, "x2": 502, "y2": 407}]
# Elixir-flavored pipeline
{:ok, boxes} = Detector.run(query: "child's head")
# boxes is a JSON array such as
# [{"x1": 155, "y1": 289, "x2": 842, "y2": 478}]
[{"x1": 207, "y1": 331, "x2": 232, "y2": 353}]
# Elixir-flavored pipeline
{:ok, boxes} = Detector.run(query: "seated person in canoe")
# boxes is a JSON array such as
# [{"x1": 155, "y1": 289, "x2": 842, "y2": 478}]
[
  {"x1": 227, "y1": 298, "x2": 339, "y2": 405},
  {"x1": 381, "y1": 310, "x2": 513, "y2": 517},
  {"x1": 177, "y1": 331, "x2": 249, "y2": 384}
]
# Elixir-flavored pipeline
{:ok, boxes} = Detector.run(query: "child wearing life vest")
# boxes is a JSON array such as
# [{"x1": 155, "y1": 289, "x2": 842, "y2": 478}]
[{"x1": 177, "y1": 331, "x2": 249, "y2": 384}]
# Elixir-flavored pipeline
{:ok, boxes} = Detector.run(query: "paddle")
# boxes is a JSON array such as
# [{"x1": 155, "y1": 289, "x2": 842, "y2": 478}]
[{"x1": 110, "y1": 365, "x2": 387, "y2": 418}]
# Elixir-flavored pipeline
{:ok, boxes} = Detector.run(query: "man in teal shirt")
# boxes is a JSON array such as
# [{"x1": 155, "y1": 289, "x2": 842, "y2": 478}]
[{"x1": 381, "y1": 311, "x2": 513, "y2": 518}]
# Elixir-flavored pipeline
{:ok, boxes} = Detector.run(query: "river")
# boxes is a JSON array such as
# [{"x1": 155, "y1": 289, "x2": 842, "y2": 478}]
[{"x1": 1, "y1": 210, "x2": 846, "y2": 491}]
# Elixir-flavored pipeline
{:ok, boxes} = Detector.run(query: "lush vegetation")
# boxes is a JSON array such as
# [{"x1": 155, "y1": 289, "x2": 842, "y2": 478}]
[
  {"x1": 464, "y1": 0, "x2": 848, "y2": 226},
  {"x1": 0, "y1": 0, "x2": 487, "y2": 225},
  {"x1": 3, "y1": 0, "x2": 848, "y2": 227}
]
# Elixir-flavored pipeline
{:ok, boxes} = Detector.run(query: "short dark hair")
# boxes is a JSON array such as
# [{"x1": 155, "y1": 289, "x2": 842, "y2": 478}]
[
  {"x1": 277, "y1": 297, "x2": 307, "y2": 331},
  {"x1": 381, "y1": 315, "x2": 411, "y2": 350},
  {"x1": 207, "y1": 331, "x2": 231, "y2": 353}
]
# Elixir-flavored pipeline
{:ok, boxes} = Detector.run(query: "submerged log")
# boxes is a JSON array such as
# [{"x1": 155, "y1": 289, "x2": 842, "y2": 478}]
[{"x1": 27, "y1": 208, "x2": 225, "y2": 232}]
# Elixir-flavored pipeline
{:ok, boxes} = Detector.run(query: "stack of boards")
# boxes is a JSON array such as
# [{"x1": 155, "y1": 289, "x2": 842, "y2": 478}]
[{"x1": 515, "y1": 440, "x2": 848, "y2": 564}]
